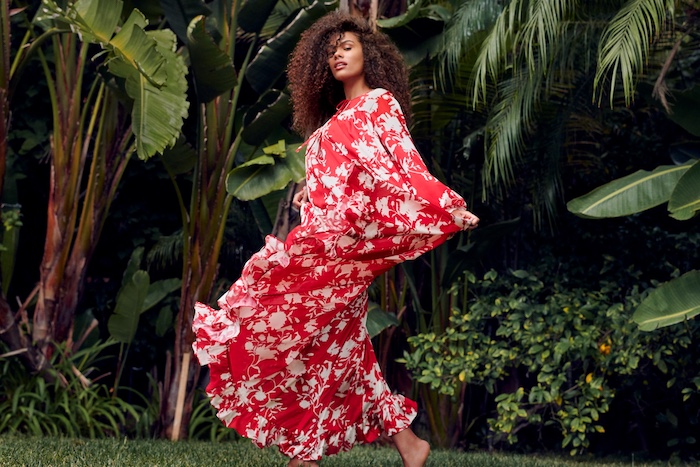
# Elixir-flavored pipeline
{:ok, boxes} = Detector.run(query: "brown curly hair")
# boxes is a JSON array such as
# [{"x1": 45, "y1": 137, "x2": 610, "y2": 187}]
[{"x1": 287, "y1": 11, "x2": 411, "y2": 137}]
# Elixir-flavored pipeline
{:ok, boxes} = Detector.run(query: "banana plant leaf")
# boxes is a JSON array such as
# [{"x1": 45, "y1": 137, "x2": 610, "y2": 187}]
[
  {"x1": 142, "y1": 278, "x2": 182, "y2": 313},
  {"x1": 376, "y1": 0, "x2": 423, "y2": 28},
  {"x1": 633, "y1": 270, "x2": 700, "y2": 331},
  {"x1": 36, "y1": 0, "x2": 189, "y2": 160},
  {"x1": 160, "y1": 138, "x2": 197, "y2": 175},
  {"x1": 108, "y1": 271, "x2": 150, "y2": 344},
  {"x1": 367, "y1": 301, "x2": 400, "y2": 338},
  {"x1": 121, "y1": 246, "x2": 145, "y2": 284},
  {"x1": 226, "y1": 140, "x2": 305, "y2": 200},
  {"x1": 109, "y1": 11, "x2": 167, "y2": 83},
  {"x1": 187, "y1": 15, "x2": 237, "y2": 103},
  {"x1": 668, "y1": 160, "x2": 700, "y2": 220},
  {"x1": 159, "y1": 0, "x2": 211, "y2": 44},
  {"x1": 242, "y1": 90, "x2": 292, "y2": 145},
  {"x1": 566, "y1": 163, "x2": 692, "y2": 218},
  {"x1": 71, "y1": 0, "x2": 120, "y2": 43},
  {"x1": 111, "y1": 28, "x2": 189, "y2": 159},
  {"x1": 666, "y1": 86, "x2": 700, "y2": 137},
  {"x1": 239, "y1": 0, "x2": 279, "y2": 33},
  {"x1": 108, "y1": 274, "x2": 180, "y2": 343},
  {"x1": 245, "y1": 0, "x2": 336, "y2": 94}
]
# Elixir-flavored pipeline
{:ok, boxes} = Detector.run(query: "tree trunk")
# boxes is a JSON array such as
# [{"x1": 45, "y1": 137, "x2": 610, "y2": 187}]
[
  {"x1": 159, "y1": 90, "x2": 238, "y2": 439},
  {"x1": 33, "y1": 36, "x2": 87, "y2": 357},
  {"x1": 272, "y1": 182, "x2": 302, "y2": 240},
  {"x1": 15, "y1": 36, "x2": 130, "y2": 367},
  {"x1": 0, "y1": 293, "x2": 49, "y2": 374}
]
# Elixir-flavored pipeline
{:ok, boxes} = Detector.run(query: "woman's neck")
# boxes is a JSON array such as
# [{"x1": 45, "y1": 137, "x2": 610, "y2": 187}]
[{"x1": 343, "y1": 77, "x2": 372, "y2": 101}]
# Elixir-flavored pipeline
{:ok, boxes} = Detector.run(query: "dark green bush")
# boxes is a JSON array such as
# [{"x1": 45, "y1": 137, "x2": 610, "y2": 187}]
[{"x1": 401, "y1": 261, "x2": 700, "y2": 458}]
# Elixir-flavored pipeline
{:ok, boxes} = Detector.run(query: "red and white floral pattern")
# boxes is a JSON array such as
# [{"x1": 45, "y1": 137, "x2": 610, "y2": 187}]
[{"x1": 192, "y1": 88, "x2": 468, "y2": 461}]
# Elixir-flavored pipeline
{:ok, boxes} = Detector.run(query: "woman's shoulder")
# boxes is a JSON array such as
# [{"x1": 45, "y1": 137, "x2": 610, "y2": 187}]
[
  {"x1": 360, "y1": 88, "x2": 400, "y2": 111},
  {"x1": 359, "y1": 88, "x2": 404, "y2": 121},
  {"x1": 365, "y1": 87, "x2": 394, "y2": 102}
]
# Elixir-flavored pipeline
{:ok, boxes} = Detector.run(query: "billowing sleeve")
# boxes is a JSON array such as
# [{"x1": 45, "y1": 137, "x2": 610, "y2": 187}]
[
  {"x1": 333, "y1": 90, "x2": 469, "y2": 263},
  {"x1": 370, "y1": 92, "x2": 466, "y2": 212}
]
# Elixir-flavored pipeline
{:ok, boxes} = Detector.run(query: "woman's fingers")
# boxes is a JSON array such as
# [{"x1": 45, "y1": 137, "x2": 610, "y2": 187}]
[
  {"x1": 452, "y1": 208, "x2": 479, "y2": 230},
  {"x1": 292, "y1": 188, "x2": 308, "y2": 209}
]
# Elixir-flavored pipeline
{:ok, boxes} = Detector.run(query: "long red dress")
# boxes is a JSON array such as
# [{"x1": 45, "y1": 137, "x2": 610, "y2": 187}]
[{"x1": 192, "y1": 88, "x2": 468, "y2": 461}]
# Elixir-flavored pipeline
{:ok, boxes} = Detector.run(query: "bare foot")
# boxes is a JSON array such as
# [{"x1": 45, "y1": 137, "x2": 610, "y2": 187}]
[
  {"x1": 398, "y1": 438, "x2": 430, "y2": 467},
  {"x1": 287, "y1": 459, "x2": 319, "y2": 467},
  {"x1": 391, "y1": 428, "x2": 430, "y2": 467}
]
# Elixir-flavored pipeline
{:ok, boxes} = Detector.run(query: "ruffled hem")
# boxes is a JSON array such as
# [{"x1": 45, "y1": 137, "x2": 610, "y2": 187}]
[{"x1": 215, "y1": 390, "x2": 417, "y2": 461}]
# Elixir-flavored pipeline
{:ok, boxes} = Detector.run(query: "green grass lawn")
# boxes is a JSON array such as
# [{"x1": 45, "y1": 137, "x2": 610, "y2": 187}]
[{"x1": 0, "y1": 436, "x2": 678, "y2": 466}]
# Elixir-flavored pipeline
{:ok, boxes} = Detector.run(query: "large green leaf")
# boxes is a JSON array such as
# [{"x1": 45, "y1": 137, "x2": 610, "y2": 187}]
[
  {"x1": 72, "y1": 0, "x2": 120, "y2": 43},
  {"x1": 566, "y1": 163, "x2": 692, "y2": 218},
  {"x1": 37, "y1": 0, "x2": 189, "y2": 160},
  {"x1": 377, "y1": 0, "x2": 423, "y2": 28},
  {"x1": 366, "y1": 302, "x2": 400, "y2": 338},
  {"x1": 115, "y1": 29, "x2": 189, "y2": 159},
  {"x1": 108, "y1": 270, "x2": 150, "y2": 344},
  {"x1": 121, "y1": 247, "x2": 144, "y2": 287},
  {"x1": 160, "y1": 138, "x2": 197, "y2": 175},
  {"x1": 110, "y1": 10, "x2": 167, "y2": 85},
  {"x1": 187, "y1": 15, "x2": 237, "y2": 103},
  {"x1": 159, "y1": 0, "x2": 211, "y2": 44},
  {"x1": 668, "y1": 160, "x2": 700, "y2": 220},
  {"x1": 633, "y1": 270, "x2": 700, "y2": 331},
  {"x1": 239, "y1": 0, "x2": 279, "y2": 33},
  {"x1": 245, "y1": 0, "x2": 336, "y2": 94},
  {"x1": 226, "y1": 141, "x2": 305, "y2": 200},
  {"x1": 241, "y1": 90, "x2": 292, "y2": 145},
  {"x1": 142, "y1": 278, "x2": 181, "y2": 313}
]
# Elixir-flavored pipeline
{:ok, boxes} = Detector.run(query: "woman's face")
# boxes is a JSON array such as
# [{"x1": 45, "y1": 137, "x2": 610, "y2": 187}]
[{"x1": 327, "y1": 32, "x2": 365, "y2": 84}]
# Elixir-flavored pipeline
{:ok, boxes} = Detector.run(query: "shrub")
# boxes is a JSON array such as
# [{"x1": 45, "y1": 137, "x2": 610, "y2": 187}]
[{"x1": 401, "y1": 262, "x2": 700, "y2": 457}]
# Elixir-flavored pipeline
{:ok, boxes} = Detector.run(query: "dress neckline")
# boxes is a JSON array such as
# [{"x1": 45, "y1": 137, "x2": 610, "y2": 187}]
[{"x1": 335, "y1": 88, "x2": 382, "y2": 111}]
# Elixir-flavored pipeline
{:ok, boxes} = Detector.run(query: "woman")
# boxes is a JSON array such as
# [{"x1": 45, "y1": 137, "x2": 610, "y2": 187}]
[{"x1": 192, "y1": 11, "x2": 479, "y2": 467}]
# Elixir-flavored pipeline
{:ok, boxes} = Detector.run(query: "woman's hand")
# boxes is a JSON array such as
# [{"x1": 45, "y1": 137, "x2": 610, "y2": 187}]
[
  {"x1": 451, "y1": 208, "x2": 479, "y2": 230},
  {"x1": 292, "y1": 186, "x2": 308, "y2": 210}
]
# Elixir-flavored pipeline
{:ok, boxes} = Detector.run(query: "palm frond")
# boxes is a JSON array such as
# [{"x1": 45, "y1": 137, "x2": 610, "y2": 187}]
[
  {"x1": 146, "y1": 232, "x2": 183, "y2": 271},
  {"x1": 482, "y1": 67, "x2": 543, "y2": 190},
  {"x1": 437, "y1": 0, "x2": 503, "y2": 90},
  {"x1": 518, "y1": 0, "x2": 574, "y2": 73},
  {"x1": 471, "y1": 0, "x2": 525, "y2": 105},
  {"x1": 526, "y1": 80, "x2": 581, "y2": 230},
  {"x1": 594, "y1": 0, "x2": 675, "y2": 107}
]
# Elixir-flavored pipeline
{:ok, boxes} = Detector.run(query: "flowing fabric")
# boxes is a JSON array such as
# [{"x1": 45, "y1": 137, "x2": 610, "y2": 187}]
[{"x1": 192, "y1": 88, "x2": 468, "y2": 461}]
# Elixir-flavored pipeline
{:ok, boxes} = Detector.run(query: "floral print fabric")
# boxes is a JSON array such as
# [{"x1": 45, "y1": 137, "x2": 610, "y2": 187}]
[{"x1": 192, "y1": 88, "x2": 468, "y2": 461}]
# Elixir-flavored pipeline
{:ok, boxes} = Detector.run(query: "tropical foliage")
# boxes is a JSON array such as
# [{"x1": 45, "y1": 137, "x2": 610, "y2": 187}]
[
  {"x1": 431, "y1": 0, "x2": 699, "y2": 226},
  {"x1": 402, "y1": 257, "x2": 700, "y2": 457},
  {"x1": 567, "y1": 154, "x2": 700, "y2": 330},
  {"x1": 0, "y1": 0, "x2": 699, "y2": 461},
  {"x1": 0, "y1": 0, "x2": 187, "y2": 383},
  {"x1": 153, "y1": 0, "x2": 338, "y2": 438},
  {"x1": 0, "y1": 340, "x2": 143, "y2": 437}
]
